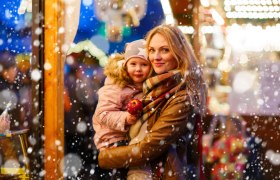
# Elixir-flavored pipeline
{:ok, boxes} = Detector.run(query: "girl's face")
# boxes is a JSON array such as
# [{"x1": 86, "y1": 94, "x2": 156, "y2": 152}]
[
  {"x1": 148, "y1": 33, "x2": 178, "y2": 74},
  {"x1": 126, "y1": 57, "x2": 151, "y2": 86}
]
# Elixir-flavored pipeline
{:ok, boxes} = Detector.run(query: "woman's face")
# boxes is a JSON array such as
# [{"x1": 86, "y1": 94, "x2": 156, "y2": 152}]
[{"x1": 148, "y1": 33, "x2": 178, "y2": 74}]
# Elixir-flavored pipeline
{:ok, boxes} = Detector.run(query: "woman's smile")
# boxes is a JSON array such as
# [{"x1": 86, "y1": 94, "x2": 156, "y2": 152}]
[{"x1": 153, "y1": 62, "x2": 164, "y2": 67}]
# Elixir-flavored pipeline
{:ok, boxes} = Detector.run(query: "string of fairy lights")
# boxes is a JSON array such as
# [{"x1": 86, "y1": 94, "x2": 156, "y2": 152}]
[
  {"x1": 224, "y1": 0, "x2": 280, "y2": 18},
  {"x1": 160, "y1": 0, "x2": 280, "y2": 51}
]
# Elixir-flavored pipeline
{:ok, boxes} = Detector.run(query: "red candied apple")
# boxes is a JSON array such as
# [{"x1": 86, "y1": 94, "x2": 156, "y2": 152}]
[{"x1": 127, "y1": 99, "x2": 143, "y2": 116}]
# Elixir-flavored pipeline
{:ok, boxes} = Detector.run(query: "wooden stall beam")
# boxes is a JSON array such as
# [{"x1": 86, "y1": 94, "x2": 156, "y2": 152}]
[{"x1": 44, "y1": 0, "x2": 65, "y2": 179}]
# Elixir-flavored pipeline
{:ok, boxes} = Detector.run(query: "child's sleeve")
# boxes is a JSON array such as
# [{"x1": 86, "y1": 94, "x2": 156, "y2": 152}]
[{"x1": 94, "y1": 86, "x2": 129, "y2": 132}]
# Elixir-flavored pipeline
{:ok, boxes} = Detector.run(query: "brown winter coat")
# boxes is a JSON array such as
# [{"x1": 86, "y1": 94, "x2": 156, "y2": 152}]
[{"x1": 98, "y1": 90, "x2": 197, "y2": 179}]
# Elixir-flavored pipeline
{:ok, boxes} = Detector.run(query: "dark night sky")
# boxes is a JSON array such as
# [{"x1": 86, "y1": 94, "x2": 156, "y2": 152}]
[{"x1": 0, "y1": 0, "x2": 164, "y2": 55}]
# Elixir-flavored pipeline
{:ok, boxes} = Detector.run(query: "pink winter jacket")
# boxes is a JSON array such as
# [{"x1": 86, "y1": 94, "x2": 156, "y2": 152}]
[{"x1": 93, "y1": 78, "x2": 143, "y2": 149}]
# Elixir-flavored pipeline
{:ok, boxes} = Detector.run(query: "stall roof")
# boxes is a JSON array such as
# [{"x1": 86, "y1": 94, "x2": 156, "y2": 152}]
[{"x1": 67, "y1": 40, "x2": 108, "y2": 67}]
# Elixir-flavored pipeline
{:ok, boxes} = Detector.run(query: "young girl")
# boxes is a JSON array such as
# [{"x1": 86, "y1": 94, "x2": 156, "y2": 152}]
[{"x1": 92, "y1": 39, "x2": 151, "y2": 178}]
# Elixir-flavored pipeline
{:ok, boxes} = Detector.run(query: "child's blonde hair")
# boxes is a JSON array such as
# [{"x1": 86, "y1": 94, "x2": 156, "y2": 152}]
[{"x1": 104, "y1": 53, "x2": 132, "y2": 88}]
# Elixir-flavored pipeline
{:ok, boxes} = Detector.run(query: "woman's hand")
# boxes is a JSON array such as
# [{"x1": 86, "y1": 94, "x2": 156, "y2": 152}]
[{"x1": 0, "y1": 113, "x2": 10, "y2": 134}]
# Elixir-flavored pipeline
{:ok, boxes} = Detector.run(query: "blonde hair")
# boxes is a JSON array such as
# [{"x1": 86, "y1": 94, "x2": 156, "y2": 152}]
[
  {"x1": 145, "y1": 24, "x2": 207, "y2": 114},
  {"x1": 104, "y1": 53, "x2": 132, "y2": 88}
]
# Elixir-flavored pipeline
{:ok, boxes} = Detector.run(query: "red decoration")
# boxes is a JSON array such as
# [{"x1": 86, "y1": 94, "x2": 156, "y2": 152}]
[{"x1": 203, "y1": 135, "x2": 248, "y2": 180}]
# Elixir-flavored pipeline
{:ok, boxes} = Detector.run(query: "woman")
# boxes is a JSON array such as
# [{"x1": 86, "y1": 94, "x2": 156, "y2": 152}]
[{"x1": 98, "y1": 24, "x2": 207, "y2": 179}]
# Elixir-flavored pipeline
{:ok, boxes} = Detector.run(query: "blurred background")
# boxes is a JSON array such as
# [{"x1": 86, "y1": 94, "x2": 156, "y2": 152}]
[{"x1": 0, "y1": 0, "x2": 280, "y2": 179}]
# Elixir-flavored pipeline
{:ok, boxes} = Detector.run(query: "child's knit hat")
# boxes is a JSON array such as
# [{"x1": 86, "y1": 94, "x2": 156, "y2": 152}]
[{"x1": 124, "y1": 39, "x2": 148, "y2": 66}]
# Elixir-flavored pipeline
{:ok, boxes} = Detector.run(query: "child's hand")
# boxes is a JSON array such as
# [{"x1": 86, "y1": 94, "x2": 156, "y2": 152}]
[
  {"x1": 0, "y1": 113, "x2": 10, "y2": 134},
  {"x1": 126, "y1": 113, "x2": 137, "y2": 125}
]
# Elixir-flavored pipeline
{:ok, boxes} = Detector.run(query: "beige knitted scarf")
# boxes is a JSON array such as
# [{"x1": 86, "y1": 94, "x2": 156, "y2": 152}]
[{"x1": 129, "y1": 70, "x2": 186, "y2": 139}]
